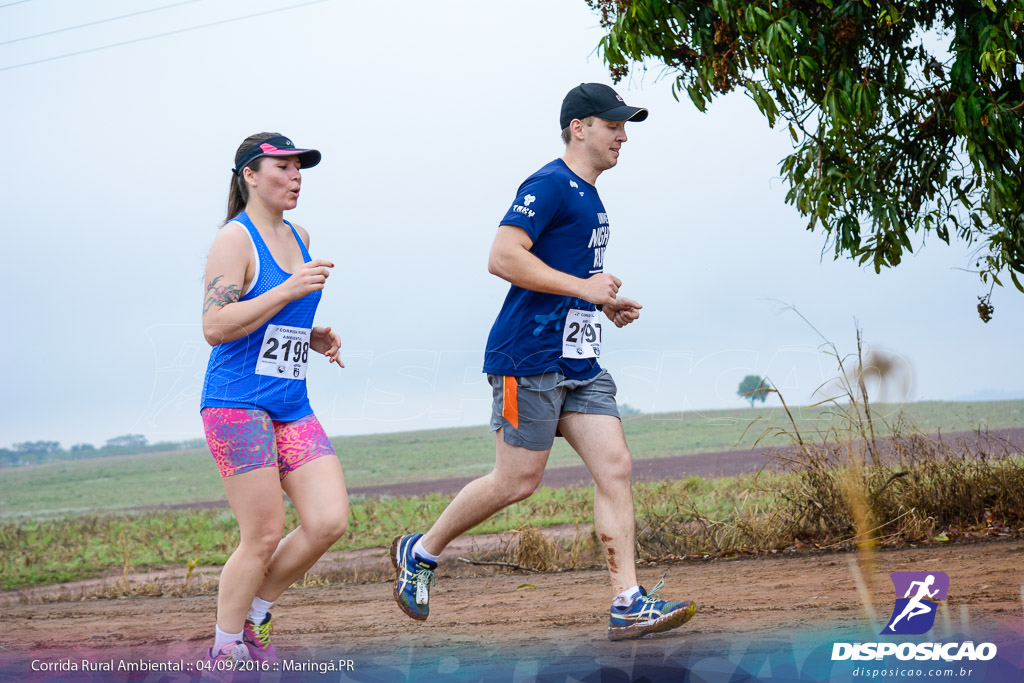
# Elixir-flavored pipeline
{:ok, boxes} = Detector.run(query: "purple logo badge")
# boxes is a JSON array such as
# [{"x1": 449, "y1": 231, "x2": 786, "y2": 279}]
[{"x1": 881, "y1": 571, "x2": 949, "y2": 635}]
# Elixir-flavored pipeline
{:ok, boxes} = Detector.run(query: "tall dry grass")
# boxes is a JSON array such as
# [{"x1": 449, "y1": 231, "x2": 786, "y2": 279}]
[{"x1": 623, "y1": 326, "x2": 1024, "y2": 566}]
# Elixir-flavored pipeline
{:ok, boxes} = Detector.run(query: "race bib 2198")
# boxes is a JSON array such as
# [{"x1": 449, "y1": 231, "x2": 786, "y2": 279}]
[{"x1": 255, "y1": 324, "x2": 310, "y2": 380}]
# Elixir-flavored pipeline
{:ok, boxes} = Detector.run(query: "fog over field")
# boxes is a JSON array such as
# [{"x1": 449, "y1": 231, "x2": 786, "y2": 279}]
[{"x1": 2, "y1": 0, "x2": 1022, "y2": 450}]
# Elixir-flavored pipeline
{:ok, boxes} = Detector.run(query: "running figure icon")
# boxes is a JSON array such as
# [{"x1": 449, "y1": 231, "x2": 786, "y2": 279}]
[{"x1": 887, "y1": 574, "x2": 939, "y2": 631}]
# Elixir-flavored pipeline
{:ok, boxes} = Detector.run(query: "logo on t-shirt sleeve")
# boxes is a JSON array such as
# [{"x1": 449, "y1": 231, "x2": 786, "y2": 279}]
[
  {"x1": 502, "y1": 177, "x2": 559, "y2": 236},
  {"x1": 512, "y1": 192, "x2": 539, "y2": 219},
  {"x1": 512, "y1": 202, "x2": 536, "y2": 218}
]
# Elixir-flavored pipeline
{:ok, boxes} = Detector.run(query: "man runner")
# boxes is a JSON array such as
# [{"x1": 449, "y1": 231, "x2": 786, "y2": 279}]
[{"x1": 392, "y1": 83, "x2": 698, "y2": 641}]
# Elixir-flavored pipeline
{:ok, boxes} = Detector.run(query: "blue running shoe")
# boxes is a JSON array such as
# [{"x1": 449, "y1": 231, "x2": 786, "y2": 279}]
[
  {"x1": 607, "y1": 575, "x2": 698, "y2": 641},
  {"x1": 391, "y1": 534, "x2": 436, "y2": 621}
]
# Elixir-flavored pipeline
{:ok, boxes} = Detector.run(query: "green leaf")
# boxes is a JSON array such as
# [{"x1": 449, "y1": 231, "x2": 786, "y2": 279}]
[
  {"x1": 686, "y1": 85, "x2": 708, "y2": 112},
  {"x1": 1011, "y1": 270, "x2": 1024, "y2": 293},
  {"x1": 953, "y1": 98, "x2": 967, "y2": 131}
]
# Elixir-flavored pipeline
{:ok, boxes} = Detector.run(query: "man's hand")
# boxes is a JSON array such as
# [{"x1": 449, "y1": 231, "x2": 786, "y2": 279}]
[
  {"x1": 579, "y1": 273, "x2": 622, "y2": 307},
  {"x1": 603, "y1": 296, "x2": 642, "y2": 328}
]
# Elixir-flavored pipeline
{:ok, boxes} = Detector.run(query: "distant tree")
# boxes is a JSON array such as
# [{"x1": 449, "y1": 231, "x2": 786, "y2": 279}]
[
  {"x1": 70, "y1": 443, "x2": 96, "y2": 452},
  {"x1": 738, "y1": 375, "x2": 773, "y2": 407},
  {"x1": 12, "y1": 440, "x2": 62, "y2": 455},
  {"x1": 105, "y1": 434, "x2": 148, "y2": 450},
  {"x1": 586, "y1": 0, "x2": 1024, "y2": 319},
  {"x1": 0, "y1": 448, "x2": 17, "y2": 465}
]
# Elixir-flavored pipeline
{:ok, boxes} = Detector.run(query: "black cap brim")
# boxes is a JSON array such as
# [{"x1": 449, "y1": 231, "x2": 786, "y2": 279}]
[{"x1": 595, "y1": 105, "x2": 649, "y2": 123}]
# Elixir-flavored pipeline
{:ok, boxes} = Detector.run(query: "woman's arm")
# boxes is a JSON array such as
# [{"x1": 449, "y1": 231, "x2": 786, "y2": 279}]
[{"x1": 201, "y1": 223, "x2": 333, "y2": 345}]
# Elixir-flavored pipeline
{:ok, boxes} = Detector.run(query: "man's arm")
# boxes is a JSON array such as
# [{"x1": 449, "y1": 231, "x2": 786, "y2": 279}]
[{"x1": 487, "y1": 225, "x2": 621, "y2": 306}]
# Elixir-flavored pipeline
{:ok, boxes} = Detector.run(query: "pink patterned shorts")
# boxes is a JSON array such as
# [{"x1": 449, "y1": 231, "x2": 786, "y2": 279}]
[{"x1": 200, "y1": 407, "x2": 335, "y2": 480}]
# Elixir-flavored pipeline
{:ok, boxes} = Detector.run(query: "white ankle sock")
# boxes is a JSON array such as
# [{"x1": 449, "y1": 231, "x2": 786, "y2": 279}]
[
  {"x1": 612, "y1": 586, "x2": 641, "y2": 608},
  {"x1": 213, "y1": 625, "x2": 243, "y2": 652},
  {"x1": 412, "y1": 537, "x2": 439, "y2": 563},
  {"x1": 247, "y1": 596, "x2": 274, "y2": 624}
]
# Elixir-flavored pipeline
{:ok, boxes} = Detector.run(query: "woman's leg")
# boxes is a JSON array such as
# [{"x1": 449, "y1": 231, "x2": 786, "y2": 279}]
[
  {"x1": 255, "y1": 414, "x2": 348, "y2": 601},
  {"x1": 217, "y1": 468, "x2": 287, "y2": 633},
  {"x1": 201, "y1": 407, "x2": 287, "y2": 636}
]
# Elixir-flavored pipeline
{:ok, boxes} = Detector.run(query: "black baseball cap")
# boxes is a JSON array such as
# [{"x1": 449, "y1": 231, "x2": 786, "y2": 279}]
[
  {"x1": 559, "y1": 83, "x2": 648, "y2": 130},
  {"x1": 232, "y1": 135, "x2": 321, "y2": 174}
]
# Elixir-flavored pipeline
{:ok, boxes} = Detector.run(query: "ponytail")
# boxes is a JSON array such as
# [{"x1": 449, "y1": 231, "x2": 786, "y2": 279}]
[{"x1": 221, "y1": 131, "x2": 282, "y2": 226}]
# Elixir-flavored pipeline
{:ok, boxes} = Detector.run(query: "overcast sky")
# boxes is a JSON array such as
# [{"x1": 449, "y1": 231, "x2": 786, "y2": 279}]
[{"x1": 2, "y1": 0, "x2": 1022, "y2": 449}]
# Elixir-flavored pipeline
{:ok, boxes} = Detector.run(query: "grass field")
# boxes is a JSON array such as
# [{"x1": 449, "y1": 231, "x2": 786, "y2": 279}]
[
  {"x1": 0, "y1": 474, "x2": 769, "y2": 591},
  {"x1": 1, "y1": 400, "x2": 1021, "y2": 518}
]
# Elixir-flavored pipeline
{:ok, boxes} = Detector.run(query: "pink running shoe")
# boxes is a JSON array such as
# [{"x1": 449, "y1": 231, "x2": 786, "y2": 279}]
[
  {"x1": 201, "y1": 641, "x2": 250, "y2": 682},
  {"x1": 243, "y1": 613, "x2": 278, "y2": 663}
]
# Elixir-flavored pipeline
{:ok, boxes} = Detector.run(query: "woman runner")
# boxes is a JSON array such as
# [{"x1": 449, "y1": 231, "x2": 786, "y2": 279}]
[{"x1": 199, "y1": 132, "x2": 348, "y2": 665}]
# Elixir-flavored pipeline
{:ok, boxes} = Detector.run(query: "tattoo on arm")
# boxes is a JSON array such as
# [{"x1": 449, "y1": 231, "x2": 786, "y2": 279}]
[{"x1": 203, "y1": 275, "x2": 241, "y2": 315}]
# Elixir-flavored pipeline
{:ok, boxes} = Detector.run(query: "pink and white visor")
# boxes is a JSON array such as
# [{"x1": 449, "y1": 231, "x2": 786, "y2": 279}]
[{"x1": 233, "y1": 135, "x2": 321, "y2": 173}]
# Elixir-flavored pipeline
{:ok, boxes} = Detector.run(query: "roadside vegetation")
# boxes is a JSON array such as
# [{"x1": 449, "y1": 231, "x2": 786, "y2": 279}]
[{"x1": 0, "y1": 475, "x2": 764, "y2": 591}]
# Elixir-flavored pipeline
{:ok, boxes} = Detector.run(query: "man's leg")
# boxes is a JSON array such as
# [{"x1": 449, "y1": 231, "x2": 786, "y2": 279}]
[
  {"x1": 556, "y1": 412, "x2": 637, "y2": 595},
  {"x1": 419, "y1": 433, "x2": 550, "y2": 555},
  {"x1": 393, "y1": 374, "x2": 564, "y2": 620},
  {"x1": 558, "y1": 376, "x2": 697, "y2": 641},
  {"x1": 391, "y1": 434, "x2": 550, "y2": 620}
]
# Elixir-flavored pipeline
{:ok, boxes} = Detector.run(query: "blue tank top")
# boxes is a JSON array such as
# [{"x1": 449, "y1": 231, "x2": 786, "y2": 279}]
[{"x1": 201, "y1": 210, "x2": 322, "y2": 421}]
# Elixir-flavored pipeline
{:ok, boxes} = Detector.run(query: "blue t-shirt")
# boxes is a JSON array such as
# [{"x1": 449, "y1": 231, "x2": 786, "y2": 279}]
[{"x1": 483, "y1": 159, "x2": 610, "y2": 379}]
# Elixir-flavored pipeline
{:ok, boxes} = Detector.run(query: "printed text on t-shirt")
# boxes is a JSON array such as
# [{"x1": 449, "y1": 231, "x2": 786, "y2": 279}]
[{"x1": 589, "y1": 213, "x2": 611, "y2": 272}]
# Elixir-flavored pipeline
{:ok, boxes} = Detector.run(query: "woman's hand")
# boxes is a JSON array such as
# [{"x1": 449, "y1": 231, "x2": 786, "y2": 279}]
[
  {"x1": 280, "y1": 259, "x2": 334, "y2": 302},
  {"x1": 311, "y1": 326, "x2": 344, "y2": 367}
]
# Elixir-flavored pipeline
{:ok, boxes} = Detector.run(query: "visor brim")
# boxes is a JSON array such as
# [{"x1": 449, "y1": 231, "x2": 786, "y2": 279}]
[{"x1": 260, "y1": 148, "x2": 321, "y2": 169}]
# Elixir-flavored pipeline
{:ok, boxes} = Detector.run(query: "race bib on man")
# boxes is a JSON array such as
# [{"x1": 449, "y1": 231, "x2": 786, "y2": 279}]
[
  {"x1": 255, "y1": 324, "x2": 311, "y2": 380},
  {"x1": 562, "y1": 308, "x2": 602, "y2": 359}
]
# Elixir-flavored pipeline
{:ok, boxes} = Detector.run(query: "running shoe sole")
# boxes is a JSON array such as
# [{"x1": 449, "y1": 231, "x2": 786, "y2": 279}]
[
  {"x1": 391, "y1": 535, "x2": 428, "y2": 621},
  {"x1": 607, "y1": 601, "x2": 698, "y2": 641}
]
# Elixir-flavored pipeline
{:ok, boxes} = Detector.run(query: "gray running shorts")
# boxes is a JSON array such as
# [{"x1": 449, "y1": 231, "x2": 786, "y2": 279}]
[{"x1": 487, "y1": 369, "x2": 620, "y2": 451}]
